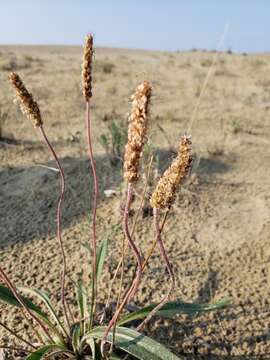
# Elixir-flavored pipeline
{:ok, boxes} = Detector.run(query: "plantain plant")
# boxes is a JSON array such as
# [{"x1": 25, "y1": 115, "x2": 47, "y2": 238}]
[
  {"x1": 99, "y1": 120, "x2": 128, "y2": 166},
  {"x1": 0, "y1": 34, "x2": 229, "y2": 359}
]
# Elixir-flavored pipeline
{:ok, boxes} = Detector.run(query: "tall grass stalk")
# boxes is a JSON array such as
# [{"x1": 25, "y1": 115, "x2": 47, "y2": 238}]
[
  {"x1": 82, "y1": 34, "x2": 99, "y2": 329},
  {"x1": 142, "y1": 207, "x2": 170, "y2": 270},
  {"x1": 102, "y1": 80, "x2": 152, "y2": 345},
  {"x1": 137, "y1": 208, "x2": 175, "y2": 331},
  {"x1": 104, "y1": 155, "x2": 154, "y2": 318},
  {"x1": 85, "y1": 99, "x2": 99, "y2": 330},
  {"x1": 102, "y1": 183, "x2": 143, "y2": 342},
  {"x1": 8, "y1": 71, "x2": 73, "y2": 332},
  {"x1": 39, "y1": 126, "x2": 73, "y2": 332}
]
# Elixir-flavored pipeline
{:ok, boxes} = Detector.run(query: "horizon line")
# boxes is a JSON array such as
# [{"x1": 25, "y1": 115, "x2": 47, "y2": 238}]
[{"x1": 0, "y1": 43, "x2": 269, "y2": 55}]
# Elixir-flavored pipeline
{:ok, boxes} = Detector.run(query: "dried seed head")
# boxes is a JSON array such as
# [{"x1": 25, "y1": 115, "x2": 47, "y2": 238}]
[
  {"x1": 82, "y1": 34, "x2": 94, "y2": 101},
  {"x1": 9, "y1": 72, "x2": 42, "y2": 127},
  {"x1": 150, "y1": 135, "x2": 192, "y2": 209},
  {"x1": 124, "y1": 81, "x2": 152, "y2": 183}
]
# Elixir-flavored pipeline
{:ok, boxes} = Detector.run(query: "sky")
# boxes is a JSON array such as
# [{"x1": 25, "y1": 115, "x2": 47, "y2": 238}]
[{"x1": 0, "y1": 0, "x2": 269, "y2": 53}]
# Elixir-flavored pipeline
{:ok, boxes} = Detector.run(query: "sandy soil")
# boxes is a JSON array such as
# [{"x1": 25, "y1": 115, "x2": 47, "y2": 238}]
[{"x1": 0, "y1": 45, "x2": 270, "y2": 359}]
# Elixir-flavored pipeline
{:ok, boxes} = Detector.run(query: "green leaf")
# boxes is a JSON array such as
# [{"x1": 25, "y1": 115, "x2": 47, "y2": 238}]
[
  {"x1": 84, "y1": 337, "x2": 96, "y2": 359},
  {"x1": 110, "y1": 354, "x2": 122, "y2": 360},
  {"x1": 99, "y1": 133, "x2": 109, "y2": 148},
  {"x1": 25, "y1": 345, "x2": 66, "y2": 360},
  {"x1": 0, "y1": 284, "x2": 46, "y2": 317},
  {"x1": 71, "y1": 323, "x2": 81, "y2": 353},
  {"x1": 20, "y1": 287, "x2": 66, "y2": 337},
  {"x1": 76, "y1": 280, "x2": 88, "y2": 320},
  {"x1": 84, "y1": 238, "x2": 108, "y2": 282},
  {"x1": 96, "y1": 238, "x2": 108, "y2": 282},
  {"x1": 118, "y1": 298, "x2": 230, "y2": 326},
  {"x1": 84, "y1": 326, "x2": 180, "y2": 360},
  {"x1": 0, "y1": 284, "x2": 66, "y2": 343}
]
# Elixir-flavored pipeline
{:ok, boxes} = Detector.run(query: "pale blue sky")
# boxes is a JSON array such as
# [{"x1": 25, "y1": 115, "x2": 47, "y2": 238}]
[{"x1": 0, "y1": 0, "x2": 269, "y2": 53}]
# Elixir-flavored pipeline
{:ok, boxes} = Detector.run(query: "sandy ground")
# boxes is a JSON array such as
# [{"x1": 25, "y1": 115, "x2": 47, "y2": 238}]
[{"x1": 0, "y1": 45, "x2": 270, "y2": 359}]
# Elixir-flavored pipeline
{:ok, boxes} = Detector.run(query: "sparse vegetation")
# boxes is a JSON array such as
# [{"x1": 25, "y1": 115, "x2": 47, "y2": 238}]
[
  {"x1": 0, "y1": 32, "x2": 269, "y2": 360},
  {"x1": 0, "y1": 35, "x2": 229, "y2": 359},
  {"x1": 99, "y1": 120, "x2": 128, "y2": 165},
  {"x1": 95, "y1": 60, "x2": 115, "y2": 74},
  {"x1": 231, "y1": 118, "x2": 242, "y2": 134},
  {"x1": 0, "y1": 56, "x2": 33, "y2": 71},
  {"x1": 200, "y1": 59, "x2": 212, "y2": 67},
  {"x1": 251, "y1": 58, "x2": 267, "y2": 68}
]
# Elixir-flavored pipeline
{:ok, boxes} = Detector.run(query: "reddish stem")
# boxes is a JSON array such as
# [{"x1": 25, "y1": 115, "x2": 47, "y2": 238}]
[
  {"x1": 136, "y1": 207, "x2": 175, "y2": 331},
  {"x1": 85, "y1": 100, "x2": 98, "y2": 327},
  {"x1": 0, "y1": 268, "x2": 53, "y2": 342},
  {"x1": 104, "y1": 156, "x2": 154, "y2": 314},
  {"x1": 0, "y1": 320, "x2": 36, "y2": 349},
  {"x1": 39, "y1": 126, "x2": 73, "y2": 330},
  {"x1": 102, "y1": 183, "x2": 142, "y2": 341}
]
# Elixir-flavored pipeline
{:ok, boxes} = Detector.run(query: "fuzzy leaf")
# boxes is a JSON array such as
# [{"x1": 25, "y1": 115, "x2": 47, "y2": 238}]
[
  {"x1": 118, "y1": 298, "x2": 230, "y2": 326},
  {"x1": 76, "y1": 280, "x2": 88, "y2": 320},
  {"x1": 84, "y1": 326, "x2": 181, "y2": 360},
  {"x1": 20, "y1": 287, "x2": 66, "y2": 337},
  {"x1": 84, "y1": 337, "x2": 96, "y2": 359},
  {"x1": 71, "y1": 323, "x2": 81, "y2": 353},
  {"x1": 0, "y1": 284, "x2": 45, "y2": 317},
  {"x1": 83, "y1": 238, "x2": 108, "y2": 282}
]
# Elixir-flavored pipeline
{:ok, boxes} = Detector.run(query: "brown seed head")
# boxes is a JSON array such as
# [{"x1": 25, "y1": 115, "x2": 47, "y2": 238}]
[
  {"x1": 123, "y1": 81, "x2": 152, "y2": 183},
  {"x1": 9, "y1": 72, "x2": 42, "y2": 127},
  {"x1": 150, "y1": 135, "x2": 192, "y2": 209},
  {"x1": 82, "y1": 34, "x2": 94, "y2": 101}
]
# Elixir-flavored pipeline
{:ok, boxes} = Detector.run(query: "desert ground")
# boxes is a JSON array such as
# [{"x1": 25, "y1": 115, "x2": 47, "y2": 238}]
[{"x1": 0, "y1": 45, "x2": 270, "y2": 359}]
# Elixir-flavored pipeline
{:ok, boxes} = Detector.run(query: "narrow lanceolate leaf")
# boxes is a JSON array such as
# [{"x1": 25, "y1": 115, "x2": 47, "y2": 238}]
[
  {"x1": 83, "y1": 237, "x2": 108, "y2": 282},
  {"x1": 25, "y1": 345, "x2": 66, "y2": 360},
  {"x1": 118, "y1": 298, "x2": 230, "y2": 326},
  {"x1": 84, "y1": 337, "x2": 96, "y2": 359},
  {"x1": 0, "y1": 284, "x2": 65, "y2": 343},
  {"x1": 84, "y1": 326, "x2": 181, "y2": 360},
  {"x1": 96, "y1": 238, "x2": 108, "y2": 282},
  {"x1": 71, "y1": 323, "x2": 81, "y2": 353},
  {"x1": 0, "y1": 284, "x2": 45, "y2": 317},
  {"x1": 76, "y1": 281, "x2": 88, "y2": 320},
  {"x1": 20, "y1": 287, "x2": 67, "y2": 336}
]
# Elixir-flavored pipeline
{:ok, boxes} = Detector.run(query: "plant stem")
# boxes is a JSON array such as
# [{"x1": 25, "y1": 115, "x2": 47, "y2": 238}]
[
  {"x1": 0, "y1": 321, "x2": 36, "y2": 349},
  {"x1": 0, "y1": 268, "x2": 53, "y2": 343},
  {"x1": 110, "y1": 233, "x2": 125, "y2": 351},
  {"x1": 103, "y1": 156, "x2": 153, "y2": 315},
  {"x1": 125, "y1": 207, "x2": 170, "y2": 305},
  {"x1": 39, "y1": 126, "x2": 73, "y2": 331},
  {"x1": 136, "y1": 208, "x2": 175, "y2": 331},
  {"x1": 102, "y1": 183, "x2": 142, "y2": 342},
  {"x1": 142, "y1": 207, "x2": 170, "y2": 270},
  {"x1": 85, "y1": 100, "x2": 98, "y2": 329}
]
